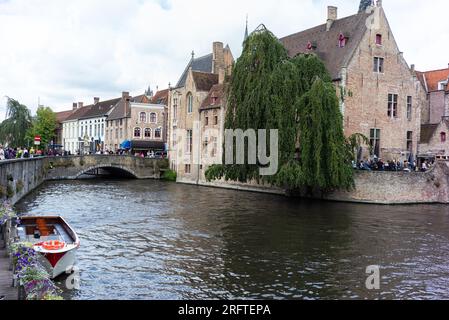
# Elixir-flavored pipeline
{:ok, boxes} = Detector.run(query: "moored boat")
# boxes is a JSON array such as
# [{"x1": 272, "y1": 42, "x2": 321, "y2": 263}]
[{"x1": 16, "y1": 216, "x2": 80, "y2": 279}]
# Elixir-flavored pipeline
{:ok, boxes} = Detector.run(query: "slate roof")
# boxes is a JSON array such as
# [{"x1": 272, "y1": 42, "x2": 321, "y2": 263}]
[
  {"x1": 107, "y1": 95, "x2": 150, "y2": 121},
  {"x1": 192, "y1": 71, "x2": 219, "y2": 92},
  {"x1": 55, "y1": 110, "x2": 74, "y2": 123},
  {"x1": 200, "y1": 84, "x2": 225, "y2": 111},
  {"x1": 64, "y1": 106, "x2": 92, "y2": 122},
  {"x1": 420, "y1": 124, "x2": 439, "y2": 144},
  {"x1": 415, "y1": 68, "x2": 449, "y2": 92},
  {"x1": 280, "y1": 11, "x2": 371, "y2": 80},
  {"x1": 78, "y1": 98, "x2": 121, "y2": 120},
  {"x1": 176, "y1": 53, "x2": 213, "y2": 88}
]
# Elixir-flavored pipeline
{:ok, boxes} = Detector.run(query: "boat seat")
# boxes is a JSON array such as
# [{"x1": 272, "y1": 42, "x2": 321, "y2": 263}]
[{"x1": 36, "y1": 219, "x2": 51, "y2": 237}]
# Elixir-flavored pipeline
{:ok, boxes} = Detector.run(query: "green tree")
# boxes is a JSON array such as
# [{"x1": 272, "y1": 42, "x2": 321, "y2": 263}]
[
  {"x1": 26, "y1": 106, "x2": 57, "y2": 148},
  {"x1": 206, "y1": 27, "x2": 354, "y2": 192},
  {"x1": 0, "y1": 97, "x2": 32, "y2": 147}
]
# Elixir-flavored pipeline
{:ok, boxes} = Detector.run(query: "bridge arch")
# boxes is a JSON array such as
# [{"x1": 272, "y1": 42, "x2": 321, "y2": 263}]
[{"x1": 74, "y1": 164, "x2": 140, "y2": 179}]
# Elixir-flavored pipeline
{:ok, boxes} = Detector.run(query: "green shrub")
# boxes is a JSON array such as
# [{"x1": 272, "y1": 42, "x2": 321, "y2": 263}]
[
  {"x1": 6, "y1": 184, "x2": 15, "y2": 198},
  {"x1": 162, "y1": 169, "x2": 177, "y2": 182}
]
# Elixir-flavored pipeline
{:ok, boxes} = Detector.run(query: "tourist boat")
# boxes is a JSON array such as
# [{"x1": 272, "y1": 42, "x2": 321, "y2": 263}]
[{"x1": 16, "y1": 216, "x2": 80, "y2": 279}]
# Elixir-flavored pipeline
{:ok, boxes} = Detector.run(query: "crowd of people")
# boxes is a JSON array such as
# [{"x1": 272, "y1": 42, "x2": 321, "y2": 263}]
[
  {"x1": 0, "y1": 145, "x2": 43, "y2": 160},
  {"x1": 354, "y1": 158, "x2": 434, "y2": 172}
]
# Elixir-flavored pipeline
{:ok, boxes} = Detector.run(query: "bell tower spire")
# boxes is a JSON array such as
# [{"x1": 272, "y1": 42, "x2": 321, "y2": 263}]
[
  {"x1": 243, "y1": 14, "x2": 249, "y2": 45},
  {"x1": 359, "y1": 0, "x2": 374, "y2": 13}
]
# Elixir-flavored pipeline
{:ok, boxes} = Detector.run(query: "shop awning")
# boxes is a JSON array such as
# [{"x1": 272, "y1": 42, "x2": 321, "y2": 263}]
[
  {"x1": 120, "y1": 140, "x2": 132, "y2": 149},
  {"x1": 131, "y1": 140, "x2": 165, "y2": 150}
]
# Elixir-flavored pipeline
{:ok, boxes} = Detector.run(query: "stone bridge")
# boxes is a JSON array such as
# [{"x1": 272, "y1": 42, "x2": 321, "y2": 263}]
[
  {"x1": 45, "y1": 155, "x2": 168, "y2": 180},
  {"x1": 0, "y1": 156, "x2": 168, "y2": 204}
]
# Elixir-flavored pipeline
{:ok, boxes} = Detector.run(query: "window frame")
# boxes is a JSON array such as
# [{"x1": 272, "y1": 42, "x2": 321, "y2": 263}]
[
  {"x1": 374, "y1": 57, "x2": 384, "y2": 73},
  {"x1": 406, "y1": 96, "x2": 412, "y2": 121},
  {"x1": 134, "y1": 127, "x2": 142, "y2": 138},
  {"x1": 388, "y1": 94, "x2": 398, "y2": 119},
  {"x1": 370, "y1": 128, "x2": 381, "y2": 157},
  {"x1": 140, "y1": 112, "x2": 147, "y2": 123},
  {"x1": 187, "y1": 93, "x2": 193, "y2": 114}
]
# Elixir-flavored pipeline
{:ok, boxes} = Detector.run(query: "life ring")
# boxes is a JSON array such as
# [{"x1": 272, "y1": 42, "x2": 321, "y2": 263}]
[{"x1": 42, "y1": 240, "x2": 65, "y2": 251}]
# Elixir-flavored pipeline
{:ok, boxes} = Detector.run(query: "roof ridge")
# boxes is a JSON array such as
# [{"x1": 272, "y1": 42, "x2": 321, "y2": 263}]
[
  {"x1": 418, "y1": 67, "x2": 449, "y2": 74},
  {"x1": 280, "y1": 12, "x2": 364, "y2": 40}
]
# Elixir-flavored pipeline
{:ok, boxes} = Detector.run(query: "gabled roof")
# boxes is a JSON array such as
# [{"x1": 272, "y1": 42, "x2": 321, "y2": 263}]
[
  {"x1": 192, "y1": 71, "x2": 219, "y2": 92},
  {"x1": 416, "y1": 68, "x2": 449, "y2": 92},
  {"x1": 55, "y1": 110, "x2": 74, "y2": 123},
  {"x1": 107, "y1": 95, "x2": 150, "y2": 121},
  {"x1": 64, "y1": 106, "x2": 92, "y2": 122},
  {"x1": 150, "y1": 89, "x2": 169, "y2": 105},
  {"x1": 200, "y1": 84, "x2": 225, "y2": 111},
  {"x1": 78, "y1": 98, "x2": 121, "y2": 120},
  {"x1": 176, "y1": 53, "x2": 213, "y2": 88},
  {"x1": 280, "y1": 11, "x2": 371, "y2": 80}
]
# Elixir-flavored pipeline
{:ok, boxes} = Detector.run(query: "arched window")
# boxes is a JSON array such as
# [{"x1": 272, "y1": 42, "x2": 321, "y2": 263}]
[
  {"x1": 155, "y1": 128, "x2": 162, "y2": 139},
  {"x1": 145, "y1": 128, "x2": 152, "y2": 138},
  {"x1": 441, "y1": 132, "x2": 446, "y2": 143},
  {"x1": 140, "y1": 112, "x2": 147, "y2": 123},
  {"x1": 150, "y1": 113, "x2": 157, "y2": 123},
  {"x1": 134, "y1": 127, "x2": 141, "y2": 138},
  {"x1": 187, "y1": 93, "x2": 193, "y2": 114}
]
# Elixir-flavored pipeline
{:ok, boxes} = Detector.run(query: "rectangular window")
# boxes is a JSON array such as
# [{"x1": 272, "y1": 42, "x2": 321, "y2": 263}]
[
  {"x1": 120, "y1": 128, "x2": 123, "y2": 139},
  {"x1": 407, "y1": 131, "x2": 413, "y2": 152},
  {"x1": 186, "y1": 129, "x2": 193, "y2": 154},
  {"x1": 205, "y1": 116, "x2": 209, "y2": 126},
  {"x1": 370, "y1": 129, "x2": 381, "y2": 157},
  {"x1": 185, "y1": 164, "x2": 191, "y2": 174},
  {"x1": 388, "y1": 94, "x2": 398, "y2": 118},
  {"x1": 173, "y1": 98, "x2": 178, "y2": 121},
  {"x1": 115, "y1": 129, "x2": 119, "y2": 139},
  {"x1": 214, "y1": 116, "x2": 218, "y2": 125},
  {"x1": 374, "y1": 57, "x2": 384, "y2": 73},
  {"x1": 407, "y1": 96, "x2": 412, "y2": 121},
  {"x1": 376, "y1": 34, "x2": 382, "y2": 45}
]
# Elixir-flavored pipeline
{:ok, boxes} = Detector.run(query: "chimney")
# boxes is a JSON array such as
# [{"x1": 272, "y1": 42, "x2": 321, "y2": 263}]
[
  {"x1": 377, "y1": 0, "x2": 383, "y2": 7},
  {"x1": 78, "y1": 102, "x2": 84, "y2": 109},
  {"x1": 94, "y1": 97, "x2": 100, "y2": 105},
  {"x1": 327, "y1": 6, "x2": 337, "y2": 31},
  {"x1": 212, "y1": 41, "x2": 225, "y2": 74},
  {"x1": 122, "y1": 91, "x2": 130, "y2": 99},
  {"x1": 218, "y1": 68, "x2": 225, "y2": 84},
  {"x1": 72, "y1": 103, "x2": 78, "y2": 111},
  {"x1": 411, "y1": 64, "x2": 415, "y2": 72}
]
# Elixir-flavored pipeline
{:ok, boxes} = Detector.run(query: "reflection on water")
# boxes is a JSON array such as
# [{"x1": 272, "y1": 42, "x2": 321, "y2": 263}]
[{"x1": 14, "y1": 179, "x2": 449, "y2": 300}]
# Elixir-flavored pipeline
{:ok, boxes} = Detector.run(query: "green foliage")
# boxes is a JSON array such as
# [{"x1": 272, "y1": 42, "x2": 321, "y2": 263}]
[
  {"x1": 346, "y1": 133, "x2": 370, "y2": 163},
  {"x1": 6, "y1": 184, "x2": 14, "y2": 198},
  {"x1": 162, "y1": 169, "x2": 177, "y2": 182},
  {"x1": 296, "y1": 79, "x2": 354, "y2": 191},
  {"x1": 0, "y1": 98, "x2": 32, "y2": 147},
  {"x1": 26, "y1": 106, "x2": 57, "y2": 148},
  {"x1": 206, "y1": 27, "x2": 354, "y2": 192}
]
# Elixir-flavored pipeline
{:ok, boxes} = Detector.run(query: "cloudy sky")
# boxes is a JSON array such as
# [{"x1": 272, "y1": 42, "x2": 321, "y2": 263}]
[{"x1": 1, "y1": 0, "x2": 448, "y2": 116}]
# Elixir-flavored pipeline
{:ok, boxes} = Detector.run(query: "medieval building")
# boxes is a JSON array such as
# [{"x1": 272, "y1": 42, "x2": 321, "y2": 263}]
[{"x1": 280, "y1": 1, "x2": 426, "y2": 162}]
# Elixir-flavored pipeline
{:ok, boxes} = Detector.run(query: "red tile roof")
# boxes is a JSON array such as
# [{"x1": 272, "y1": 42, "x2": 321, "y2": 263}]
[
  {"x1": 416, "y1": 68, "x2": 449, "y2": 92},
  {"x1": 200, "y1": 84, "x2": 225, "y2": 110},
  {"x1": 151, "y1": 89, "x2": 169, "y2": 105}
]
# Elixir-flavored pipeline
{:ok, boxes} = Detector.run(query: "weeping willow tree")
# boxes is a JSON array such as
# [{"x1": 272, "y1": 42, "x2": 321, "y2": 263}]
[
  {"x1": 0, "y1": 97, "x2": 32, "y2": 147},
  {"x1": 206, "y1": 27, "x2": 354, "y2": 192}
]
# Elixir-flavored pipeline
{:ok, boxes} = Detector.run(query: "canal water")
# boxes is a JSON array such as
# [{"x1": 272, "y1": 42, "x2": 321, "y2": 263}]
[{"x1": 14, "y1": 179, "x2": 449, "y2": 300}]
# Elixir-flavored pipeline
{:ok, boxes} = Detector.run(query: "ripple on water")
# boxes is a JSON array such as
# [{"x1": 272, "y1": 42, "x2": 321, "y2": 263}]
[{"x1": 13, "y1": 179, "x2": 449, "y2": 300}]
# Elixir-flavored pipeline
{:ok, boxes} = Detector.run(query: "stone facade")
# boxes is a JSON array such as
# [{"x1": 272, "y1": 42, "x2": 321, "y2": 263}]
[
  {"x1": 281, "y1": 3, "x2": 426, "y2": 162},
  {"x1": 342, "y1": 6, "x2": 425, "y2": 161},
  {"x1": 168, "y1": 42, "x2": 233, "y2": 183},
  {"x1": 105, "y1": 91, "x2": 167, "y2": 153},
  {"x1": 417, "y1": 68, "x2": 449, "y2": 159}
]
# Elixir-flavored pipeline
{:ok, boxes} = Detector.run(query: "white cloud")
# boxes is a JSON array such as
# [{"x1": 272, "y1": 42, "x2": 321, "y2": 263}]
[{"x1": 0, "y1": 0, "x2": 448, "y2": 116}]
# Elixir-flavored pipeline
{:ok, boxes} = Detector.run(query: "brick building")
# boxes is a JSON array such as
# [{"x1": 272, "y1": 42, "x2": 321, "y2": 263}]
[
  {"x1": 280, "y1": 1, "x2": 426, "y2": 162},
  {"x1": 167, "y1": 42, "x2": 233, "y2": 183},
  {"x1": 417, "y1": 67, "x2": 449, "y2": 159}
]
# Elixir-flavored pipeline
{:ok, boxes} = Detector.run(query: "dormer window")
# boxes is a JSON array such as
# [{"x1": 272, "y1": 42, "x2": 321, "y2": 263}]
[
  {"x1": 338, "y1": 33, "x2": 347, "y2": 48},
  {"x1": 438, "y1": 81, "x2": 448, "y2": 91},
  {"x1": 211, "y1": 96, "x2": 218, "y2": 105},
  {"x1": 306, "y1": 41, "x2": 317, "y2": 51},
  {"x1": 441, "y1": 132, "x2": 447, "y2": 143}
]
